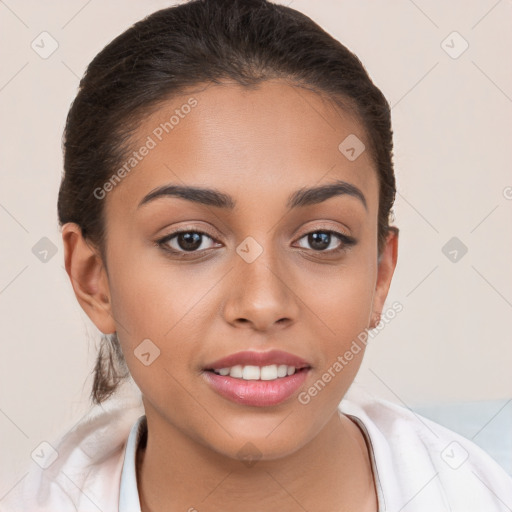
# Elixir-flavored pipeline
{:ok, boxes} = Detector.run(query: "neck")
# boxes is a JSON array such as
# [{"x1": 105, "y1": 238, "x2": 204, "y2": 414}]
[{"x1": 137, "y1": 402, "x2": 376, "y2": 512}]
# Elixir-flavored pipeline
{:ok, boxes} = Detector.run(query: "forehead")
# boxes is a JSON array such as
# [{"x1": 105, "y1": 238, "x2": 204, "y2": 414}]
[{"x1": 105, "y1": 79, "x2": 378, "y2": 216}]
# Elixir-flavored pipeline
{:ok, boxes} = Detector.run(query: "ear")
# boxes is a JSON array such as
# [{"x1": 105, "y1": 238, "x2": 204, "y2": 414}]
[
  {"x1": 370, "y1": 227, "x2": 399, "y2": 328},
  {"x1": 61, "y1": 223, "x2": 116, "y2": 334}
]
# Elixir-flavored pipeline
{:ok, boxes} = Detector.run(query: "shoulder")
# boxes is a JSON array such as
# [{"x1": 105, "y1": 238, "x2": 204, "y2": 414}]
[
  {"x1": 1, "y1": 384, "x2": 144, "y2": 512},
  {"x1": 340, "y1": 384, "x2": 512, "y2": 512}
]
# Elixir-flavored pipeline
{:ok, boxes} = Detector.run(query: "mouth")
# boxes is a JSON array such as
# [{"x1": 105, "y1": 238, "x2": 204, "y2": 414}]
[
  {"x1": 204, "y1": 364, "x2": 309, "y2": 381},
  {"x1": 201, "y1": 350, "x2": 312, "y2": 407}
]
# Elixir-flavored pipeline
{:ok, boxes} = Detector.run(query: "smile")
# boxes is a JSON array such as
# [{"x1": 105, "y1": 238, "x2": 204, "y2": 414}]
[{"x1": 210, "y1": 364, "x2": 298, "y2": 380}]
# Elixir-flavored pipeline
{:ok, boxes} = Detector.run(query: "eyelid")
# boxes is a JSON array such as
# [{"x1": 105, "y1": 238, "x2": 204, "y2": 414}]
[
  {"x1": 156, "y1": 224, "x2": 356, "y2": 259},
  {"x1": 294, "y1": 221, "x2": 353, "y2": 240},
  {"x1": 156, "y1": 226, "x2": 220, "y2": 249},
  {"x1": 156, "y1": 223, "x2": 352, "y2": 243}
]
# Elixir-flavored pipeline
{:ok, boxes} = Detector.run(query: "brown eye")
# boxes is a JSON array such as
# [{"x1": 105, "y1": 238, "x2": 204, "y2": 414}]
[
  {"x1": 296, "y1": 230, "x2": 355, "y2": 253},
  {"x1": 175, "y1": 232, "x2": 203, "y2": 251},
  {"x1": 307, "y1": 232, "x2": 332, "y2": 251},
  {"x1": 158, "y1": 230, "x2": 219, "y2": 253}
]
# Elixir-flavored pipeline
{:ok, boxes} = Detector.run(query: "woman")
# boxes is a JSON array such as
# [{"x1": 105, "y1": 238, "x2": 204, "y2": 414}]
[{"x1": 4, "y1": 0, "x2": 511, "y2": 510}]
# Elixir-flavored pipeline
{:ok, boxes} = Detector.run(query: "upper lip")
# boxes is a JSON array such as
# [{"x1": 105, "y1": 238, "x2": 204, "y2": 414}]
[{"x1": 204, "y1": 349, "x2": 312, "y2": 371}]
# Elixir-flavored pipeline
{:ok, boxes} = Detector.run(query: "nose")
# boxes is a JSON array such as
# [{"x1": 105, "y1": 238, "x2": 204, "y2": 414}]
[{"x1": 221, "y1": 240, "x2": 300, "y2": 332}]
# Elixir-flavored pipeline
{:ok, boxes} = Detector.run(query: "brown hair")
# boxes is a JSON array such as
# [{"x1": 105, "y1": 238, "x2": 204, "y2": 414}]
[{"x1": 58, "y1": 0, "x2": 396, "y2": 404}]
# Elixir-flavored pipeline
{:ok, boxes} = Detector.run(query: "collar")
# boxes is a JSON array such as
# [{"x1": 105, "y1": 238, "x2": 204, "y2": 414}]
[{"x1": 119, "y1": 414, "x2": 146, "y2": 512}]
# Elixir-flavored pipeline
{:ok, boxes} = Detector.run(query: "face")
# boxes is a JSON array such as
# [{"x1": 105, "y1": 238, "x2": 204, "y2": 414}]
[{"x1": 65, "y1": 79, "x2": 397, "y2": 461}]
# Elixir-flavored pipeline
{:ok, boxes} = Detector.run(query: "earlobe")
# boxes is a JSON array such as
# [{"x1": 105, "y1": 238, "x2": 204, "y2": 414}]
[
  {"x1": 370, "y1": 227, "x2": 399, "y2": 329},
  {"x1": 61, "y1": 223, "x2": 116, "y2": 334}
]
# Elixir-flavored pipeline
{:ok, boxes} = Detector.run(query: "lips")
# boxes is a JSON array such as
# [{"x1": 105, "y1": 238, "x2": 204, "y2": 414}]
[
  {"x1": 203, "y1": 349, "x2": 312, "y2": 371},
  {"x1": 202, "y1": 369, "x2": 310, "y2": 407},
  {"x1": 201, "y1": 349, "x2": 312, "y2": 407}
]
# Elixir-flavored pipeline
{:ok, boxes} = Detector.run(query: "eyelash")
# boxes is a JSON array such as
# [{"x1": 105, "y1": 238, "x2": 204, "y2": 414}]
[{"x1": 155, "y1": 227, "x2": 357, "y2": 258}]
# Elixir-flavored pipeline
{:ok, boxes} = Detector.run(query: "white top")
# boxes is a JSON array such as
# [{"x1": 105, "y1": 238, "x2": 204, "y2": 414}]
[{"x1": 3, "y1": 383, "x2": 512, "y2": 512}]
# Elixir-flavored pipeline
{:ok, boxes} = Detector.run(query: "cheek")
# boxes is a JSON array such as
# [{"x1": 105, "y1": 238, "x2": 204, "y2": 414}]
[
  {"x1": 106, "y1": 248, "x2": 217, "y2": 389},
  {"x1": 307, "y1": 260, "x2": 376, "y2": 332},
  {"x1": 303, "y1": 257, "x2": 377, "y2": 391},
  {"x1": 107, "y1": 239, "x2": 209, "y2": 338}
]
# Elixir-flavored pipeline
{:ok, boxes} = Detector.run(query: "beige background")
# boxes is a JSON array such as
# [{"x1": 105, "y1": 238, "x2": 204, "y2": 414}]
[{"x1": 1, "y1": 0, "x2": 511, "y2": 493}]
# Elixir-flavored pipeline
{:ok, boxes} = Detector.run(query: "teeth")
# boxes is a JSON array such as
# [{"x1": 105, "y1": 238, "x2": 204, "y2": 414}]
[
  {"x1": 230, "y1": 365, "x2": 243, "y2": 378},
  {"x1": 243, "y1": 365, "x2": 260, "y2": 380},
  {"x1": 277, "y1": 365, "x2": 288, "y2": 378},
  {"x1": 212, "y1": 364, "x2": 299, "y2": 381}
]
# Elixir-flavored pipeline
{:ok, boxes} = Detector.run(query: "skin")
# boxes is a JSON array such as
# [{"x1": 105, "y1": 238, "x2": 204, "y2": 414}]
[{"x1": 62, "y1": 79, "x2": 398, "y2": 512}]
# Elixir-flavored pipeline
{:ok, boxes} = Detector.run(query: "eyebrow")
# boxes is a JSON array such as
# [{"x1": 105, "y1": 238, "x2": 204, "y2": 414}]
[{"x1": 138, "y1": 179, "x2": 367, "y2": 211}]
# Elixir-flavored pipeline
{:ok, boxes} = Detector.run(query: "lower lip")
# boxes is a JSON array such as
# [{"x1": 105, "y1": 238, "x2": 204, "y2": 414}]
[{"x1": 202, "y1": 369, "x2": 310, "y2": 407}]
